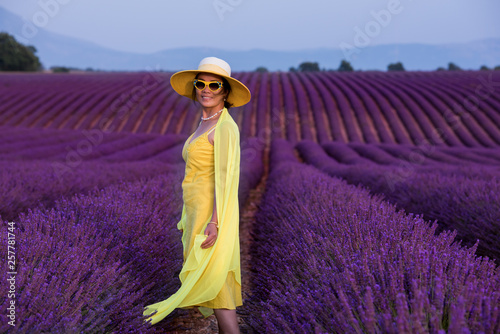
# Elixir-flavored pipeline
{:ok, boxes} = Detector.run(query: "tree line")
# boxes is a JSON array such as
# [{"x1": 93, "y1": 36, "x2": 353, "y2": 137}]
[
  {"x1": 0, "y1": 32, "x2": 41, "y2": 71},
  {"x1": 256, "y1": 60, "x2": 500, "y2": 73}
]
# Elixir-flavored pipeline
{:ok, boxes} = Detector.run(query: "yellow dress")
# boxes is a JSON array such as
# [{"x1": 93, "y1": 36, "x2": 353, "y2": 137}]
[{"x1": 143, "y1": 108, "x2": 242, "y2": 325}]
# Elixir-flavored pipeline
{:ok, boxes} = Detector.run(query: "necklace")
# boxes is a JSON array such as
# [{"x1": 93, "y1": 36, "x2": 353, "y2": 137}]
[{"x1": 201, "y1": 108, "x2": 224, "y2": 121}]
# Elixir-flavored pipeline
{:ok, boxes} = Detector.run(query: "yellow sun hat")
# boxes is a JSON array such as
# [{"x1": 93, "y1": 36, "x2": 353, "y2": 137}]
[{"x1": 170, "y1": 57, "x2": 251, "y2": 107}]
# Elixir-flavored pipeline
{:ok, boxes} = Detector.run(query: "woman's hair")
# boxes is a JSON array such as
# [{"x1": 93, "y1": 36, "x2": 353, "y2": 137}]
[{"x1": 192, "y1": 73, "x2": 233, "y2": 109}]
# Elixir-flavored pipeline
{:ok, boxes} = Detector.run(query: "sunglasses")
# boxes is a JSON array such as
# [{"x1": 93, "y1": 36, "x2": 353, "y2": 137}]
[{"x1": 193, "y1": 79, "x2": 223, "y2": 92}]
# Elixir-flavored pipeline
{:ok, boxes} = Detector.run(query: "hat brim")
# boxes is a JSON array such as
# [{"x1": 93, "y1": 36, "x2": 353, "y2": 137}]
[{"x1": 170, "y1": 70, "x2": 251, "y2": 108}]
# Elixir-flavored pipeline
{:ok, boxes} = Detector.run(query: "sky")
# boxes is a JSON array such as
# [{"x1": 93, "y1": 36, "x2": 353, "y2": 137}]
[{"x1": 1, "y1": 0, "x2": 499, "y2": 54}]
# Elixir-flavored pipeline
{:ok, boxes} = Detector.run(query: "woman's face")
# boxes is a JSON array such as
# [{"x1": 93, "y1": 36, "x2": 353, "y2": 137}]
[{"x1": 194, "y1": 73, "x2": 227, "y2": 109}]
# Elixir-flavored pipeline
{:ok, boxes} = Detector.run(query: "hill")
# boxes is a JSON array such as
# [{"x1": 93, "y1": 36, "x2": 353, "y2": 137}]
[{"x1": 1, "y1": 6, "x2": 499, "y2": 71}]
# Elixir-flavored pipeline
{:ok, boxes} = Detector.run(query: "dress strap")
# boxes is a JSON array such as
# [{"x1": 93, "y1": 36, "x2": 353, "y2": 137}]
[{"x1": 206, "y1": 124, "x2": 217, "y2": 136}]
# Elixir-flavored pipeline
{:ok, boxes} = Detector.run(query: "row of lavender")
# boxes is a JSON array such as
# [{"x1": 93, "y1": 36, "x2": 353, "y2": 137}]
[
  {"x1": 0, "y1": 125, "x2": 270, "y2": 166},
  {"x1": 0, "y1": 160, "x2": 180, "y2": 222},
  {"x1": 0, "y1": 124, "x2": 186, "y2": 222},
  {"x1": 3, "y1": 125, "x2": 500, "y2": 167},
  {"x1": 0, "y1": 138, "x2": 264, "y2": 333},
  {"x1": 0, "y1": 126, "x2": 264, "y2": 222},
  {"x1": 1, "y1": 71, "x2": 500, "y2": 146},
  {"x1": 1, "y1": 172, "x2": 184, "y2": 333},
  {"x1": 0, "y1": 126, "x2": 187, "y2": 164},
  {"x1": 295, "y1": 140, "x2": 500, "y2": 262},
  {"x1": 0, "y1": 123, "x2": 190, "y2": 332},
  {"x1": 244, "y1": 139, "x2": 500, "y2": 333}
]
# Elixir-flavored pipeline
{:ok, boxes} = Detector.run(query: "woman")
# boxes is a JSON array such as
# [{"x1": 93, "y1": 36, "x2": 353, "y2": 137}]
[{"x1": 143, "y1": 57, "x2": 251, "y2": 334}]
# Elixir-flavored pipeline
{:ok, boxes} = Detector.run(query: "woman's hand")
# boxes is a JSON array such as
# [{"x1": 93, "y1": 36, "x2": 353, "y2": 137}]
[{"x1": 201, "y1": 223, "x2": 218, "y2": 249}]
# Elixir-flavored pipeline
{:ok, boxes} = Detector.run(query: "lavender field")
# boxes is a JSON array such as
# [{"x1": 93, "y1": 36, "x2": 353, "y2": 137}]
[{"x1": 0, "y1": 71, "x2": 499, "y2": 333}]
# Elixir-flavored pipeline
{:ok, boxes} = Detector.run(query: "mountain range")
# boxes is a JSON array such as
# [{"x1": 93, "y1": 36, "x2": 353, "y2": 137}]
[{"x1": 1, "y1": 6, "x2": 499, "y2": 72}]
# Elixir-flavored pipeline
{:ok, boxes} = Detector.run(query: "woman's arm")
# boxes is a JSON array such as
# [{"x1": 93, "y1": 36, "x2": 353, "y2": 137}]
[{"x1": 202, "y1": 187, "x2": 218, "y2": 249}]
